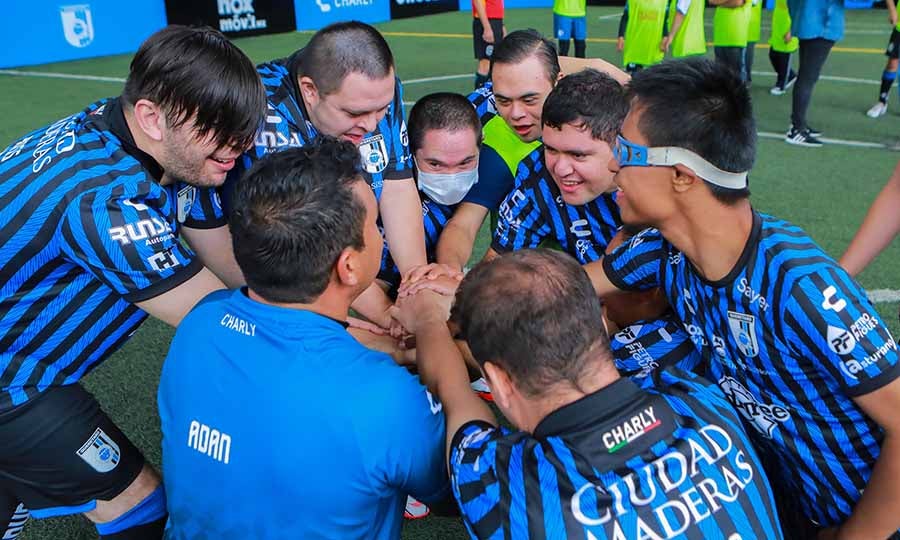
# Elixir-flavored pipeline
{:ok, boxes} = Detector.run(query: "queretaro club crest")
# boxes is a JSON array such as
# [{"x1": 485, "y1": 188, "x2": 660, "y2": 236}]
[
  {"x1": 60, "y1": 5, "x2": 94, "y2": 48},
  {"x1": 727, "y1": 311, "x2": 759, "y2": 358}
]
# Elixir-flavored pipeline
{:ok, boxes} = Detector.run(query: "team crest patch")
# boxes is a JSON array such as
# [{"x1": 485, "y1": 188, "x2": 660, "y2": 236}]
[
  {"x1": 76, "y1": 428, "x2": 121, "y2": 473},
  {"x1": 727, "y1": 311, "x2": 759, "y2": 357},
  {"x1": 359, "y1": 134, "x2": 388, "y2": 174},
  {"x1": 176, "y1": 186, "x2": 196, "y2": 223}
]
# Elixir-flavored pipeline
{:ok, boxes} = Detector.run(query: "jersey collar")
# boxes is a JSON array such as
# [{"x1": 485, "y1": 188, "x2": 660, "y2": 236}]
[
  {"x1": 232, "y1": 288, "x2": 350, "y2": 329},
  {"x1": 689, "y1": 209, "x2": 762, "y2": 288},
  {"x1": 101, "y1": 97, "x2": 164, "y2": 182},
  {"x1": 533, "y1": 377, "x2": 643, "y2": 438}
]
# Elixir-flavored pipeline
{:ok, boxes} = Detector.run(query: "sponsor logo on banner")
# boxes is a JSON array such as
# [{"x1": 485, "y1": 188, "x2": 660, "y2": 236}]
[
  {"x1": 217, "y1": 0, "x2": 267, "y2": 32},
  {"x1": 390, "y1": 0, "x2": 458, "y2": 18},
  {"x1": 76, "y1": 428, "x2": 120, "y2": 473},
  {"x1": 727, "y1": 311, "x2": 759, "y2": 357},
  {"x1": 359, "y1": 134, "x2": 388, "y2": 174},
  {"x1": 60, "y1": 5, "x2": 94, "y2": 48}
]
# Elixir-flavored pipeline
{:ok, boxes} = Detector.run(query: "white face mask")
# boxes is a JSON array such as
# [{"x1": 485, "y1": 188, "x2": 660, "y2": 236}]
[{"x1": 416, "y1": 166, "x2": 479, "y2": 206}]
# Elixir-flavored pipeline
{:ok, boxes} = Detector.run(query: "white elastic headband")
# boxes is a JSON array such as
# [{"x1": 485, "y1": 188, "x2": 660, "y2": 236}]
[{"x1": 646, "y1": 147, "x2": 749, "y2": 190}]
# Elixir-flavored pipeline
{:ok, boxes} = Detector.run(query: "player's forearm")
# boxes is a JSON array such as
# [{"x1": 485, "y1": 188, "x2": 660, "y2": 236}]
[
  {"x1": 415, "y1": 322, "x2": 496, "y2": 459},
  {"x1": 669, "y1": 12, "x2": 685, "y2": 39},
  {"x1": 583, "y1": 258, "x2": 620, "y2": 297},
  {"x1": 473, "y1": 0, "x2": 490, "y2": 25},
  {"x1": 351, "y1": 283, "x2": 394, "y2": 329},
  {"x1": 839, "y1": 167, "x2": 900, "y2": 276},
  {"x1": 436, "y1": 224, "x2": 477, "y2": 272},
  {"x1": 835, "y1": 433, "x2": 900, "y2": 539},
  {"x1": 381, "y1": 181, "x2": 427, "y2": 273}
]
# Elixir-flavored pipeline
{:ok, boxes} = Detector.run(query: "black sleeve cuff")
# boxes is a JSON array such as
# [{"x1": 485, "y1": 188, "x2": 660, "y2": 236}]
[
  {"x1": 602, "y1": 255, "x2": 644, "y2": 292},
  {"x1": 489, "y1": 239, "x2": 513, "y2": 255},
  {"x1": 123, "y1": 258, "x2": 205, "y2": 304},
  {"x1": 451, "y1": 420, "x2": 497, "y2": 453},
  {"x1": 844, "y1": 356, "x2": 900, "y2": 398}
]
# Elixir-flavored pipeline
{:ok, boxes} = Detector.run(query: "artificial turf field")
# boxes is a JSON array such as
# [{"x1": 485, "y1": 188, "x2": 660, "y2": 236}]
[{"x1": 2, "y1": 6, "x2": 900, "y2": 538}]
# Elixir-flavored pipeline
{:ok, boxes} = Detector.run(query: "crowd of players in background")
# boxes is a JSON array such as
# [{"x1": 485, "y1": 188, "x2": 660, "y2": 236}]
[{"x1": 0, "y1": 2, "x2": 899, "y2": 539}]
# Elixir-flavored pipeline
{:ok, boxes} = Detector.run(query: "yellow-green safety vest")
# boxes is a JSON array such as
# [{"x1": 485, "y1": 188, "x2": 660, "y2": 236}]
[
  {"x1": 768, "y1": 0, "x2": 799, "y2": 53},
  {"x1": 713, "y1": 0, "x2": 752, "y2": 48},
  {"x1": 667, "y1": 0, "x2": 706, "y2": 57},
  {"x1": 624, "y1": 0, "x2": 668, "y2": 67}
]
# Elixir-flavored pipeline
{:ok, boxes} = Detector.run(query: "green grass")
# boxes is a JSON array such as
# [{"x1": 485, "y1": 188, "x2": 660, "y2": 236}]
[{"x1": 2, "y1": 6, "x2": 899, "y2": 539}]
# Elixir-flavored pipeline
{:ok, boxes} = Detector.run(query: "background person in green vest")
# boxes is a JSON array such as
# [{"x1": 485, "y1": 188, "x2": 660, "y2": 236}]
[
  {"x1": 661, "y1": 0, "x2": 706, "y2": 58},
  {"x1": 617, "y1": 0, "x2": 670, "y2": 73},
  {"x1": 743, "y1": 0, "x2": 763, "y2": 84},
  {"x1": 553, "y1": 0, "x2": 587, "y2": 57},
  {"x1": 768, "y1": 0, "x2": 798, "y2": 95},
  {"x1": 866, "y1": 0, "x2": 899, "y2": 118},
  {"x1": 712, "y1": 0, "x2": 752, "y2": 82}
]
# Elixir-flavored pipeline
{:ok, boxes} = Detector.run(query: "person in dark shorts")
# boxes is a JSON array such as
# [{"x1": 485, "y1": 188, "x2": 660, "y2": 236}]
[{"x1": 472, "y1": 0, "x2": 505, "y2": 89}]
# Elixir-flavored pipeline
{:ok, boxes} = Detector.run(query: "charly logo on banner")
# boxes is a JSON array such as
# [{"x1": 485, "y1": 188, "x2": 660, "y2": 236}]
[
  {"x1": 390, "y1": 0, "x2": 457, "y2": 18},
  {"x1": 297, "y1": 0, "x2": 390, "y2": 30},
  {"x1": 60, "y1": 4, "x2": 95, "y2": 48},
  {"x1": 165, "y1": 0, "x2": 296, "y2": 37}
]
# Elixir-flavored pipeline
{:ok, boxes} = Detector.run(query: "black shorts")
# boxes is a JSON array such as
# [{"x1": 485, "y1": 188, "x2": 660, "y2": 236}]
[
  {"x1": 886, "y1": 28, "x2": 900, "y2": 59},
  {"x1": 0, "y1": 384, "x2": 144, "y2": 519},
  {"x1": 473, "y1": 18, "x2": 504, "y2": 60}
]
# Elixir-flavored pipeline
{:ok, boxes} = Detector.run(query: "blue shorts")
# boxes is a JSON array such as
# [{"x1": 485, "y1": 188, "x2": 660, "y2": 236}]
[{"x1": 553, "y1": 14, "x2": 587, "y2": 41}]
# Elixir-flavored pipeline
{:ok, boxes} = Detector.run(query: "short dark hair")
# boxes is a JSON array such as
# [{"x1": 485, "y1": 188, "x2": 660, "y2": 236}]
[
  {"x1": 451, "y1": 249, "x2": 611, "y2": 396},
  {"x1": 542, "y1": 69, "x2": 628, "y2": 144},
  {"x1": 627, "y1": 58, "x2": 755, "y2": 204},
  {"x1": 122, "y1": 25, "x2": 265, "y2": 151},
  {"x1": 491, "y1": 29, "x2": 560, "y2": 84},
  {"x1": 296, "y1": 21, "x2": 395, "y2": 96},
  {"x1": 407, "y1": 93, "x2": 482, "y2": 153},
  {"x1": 229, "y1": 139, "x2": 366, "y2": 304}
]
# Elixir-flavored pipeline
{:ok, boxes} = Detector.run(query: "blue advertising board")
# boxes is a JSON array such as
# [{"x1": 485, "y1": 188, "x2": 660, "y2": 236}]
[
  {"x1": 296, "y1": 0, "x2": 391, "y2": 31},
  {"x1": 2, "y1": 0, "x2": 167, "y2": 68}
]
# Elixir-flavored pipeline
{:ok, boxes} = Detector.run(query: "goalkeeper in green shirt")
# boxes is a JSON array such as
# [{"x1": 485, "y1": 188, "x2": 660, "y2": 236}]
[{"x1": 553, "y1": 0, "x2": 587, "y2": 57}]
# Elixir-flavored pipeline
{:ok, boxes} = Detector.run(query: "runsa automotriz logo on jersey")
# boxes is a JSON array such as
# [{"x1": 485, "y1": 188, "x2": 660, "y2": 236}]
[
  {"x1": 217, "y1": 0, "x2": 268, "y2": 32},
  {"x1": 109, "y1": 218, "x2": 174, "y2": 246},
  {"x1": 718, "y1": 377, "x2": 790, "y2": 438}
]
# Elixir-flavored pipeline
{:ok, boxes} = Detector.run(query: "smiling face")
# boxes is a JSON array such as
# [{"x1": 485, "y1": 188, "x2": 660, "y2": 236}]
[
  {"x1": 491, "y1": 55, "x2": 556, "y2": 143},
  {"x1": 159, "y1": 120, "x2": 243, "y2": 187},
  {"x1": 301, "y1": 70, "x2": 396, "y2": 145},
  {"x1": 543, "y1": 121, "x2": 617, "y2": 206},
  {"x1": 608, "y1": 104, "x2": 677, "y2": 228}
]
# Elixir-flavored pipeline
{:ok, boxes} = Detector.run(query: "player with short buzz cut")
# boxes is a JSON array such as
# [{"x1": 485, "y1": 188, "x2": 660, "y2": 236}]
[
  {"x1": 390, "y1": 248, "x2": 783, "y2": 540},
  {"x1": 159, "y1": 139, "x2": 450, "y2": 539},
  {"x1": 586, "y1": 57, "x2": 900, "y2": 538},
  {"x1": 222, "y1": 21, "x2": 426, "y2": 334},
  {"x1": 0, "y1": 25, "x2": 266, "y2": 539}
]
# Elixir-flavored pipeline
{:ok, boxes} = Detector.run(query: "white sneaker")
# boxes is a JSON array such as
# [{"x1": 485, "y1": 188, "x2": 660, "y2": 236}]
[
  {"x1": 867, "y1": 102, "x2": 888, "y2": 118},
  {"x1": 404, "y1": 496, "x2": 430, "y2": 520},
  {"x1": 470, "y1": 377, "x2": 493, "y2": 402}
]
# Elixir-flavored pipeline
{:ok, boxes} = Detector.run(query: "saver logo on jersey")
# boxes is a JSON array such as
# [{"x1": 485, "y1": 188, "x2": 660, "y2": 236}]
[
  {"x1": 360, "y1": 134, "x2": 388, "y2": 174},
  {"x1": 718, "y1": 377, "x2": 790, "y2": 438}
]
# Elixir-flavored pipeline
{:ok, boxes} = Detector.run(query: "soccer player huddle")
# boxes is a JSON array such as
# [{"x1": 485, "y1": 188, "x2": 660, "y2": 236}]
[{"x1": 0, "y1": 16, "x2": 899, "y2": 540}]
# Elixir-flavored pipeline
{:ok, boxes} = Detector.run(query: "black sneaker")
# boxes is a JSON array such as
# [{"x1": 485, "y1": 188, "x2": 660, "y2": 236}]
[
  {"x1": 789, "y1": 123, "x2": 822, "y2": 138},
  {"x1": 785, "y1": 126, "x2": 823, "y2": 147}
]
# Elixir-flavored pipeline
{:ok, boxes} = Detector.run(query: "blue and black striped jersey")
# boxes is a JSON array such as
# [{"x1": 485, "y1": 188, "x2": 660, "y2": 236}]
[
  {"x1": 377, "y1": 194, "x2": 453, "y2": 287},
  {"x1": 611, "y1": 313, "x2": 706, "y2": 380},
  {"x1": 225, "y1": 50, "x2": 412, "y2": 205},
  {"x1": 468, "y1": 82, "x2": 497, "y2": 126},
  {"x1": 0, "y1": 98, "x2": 223, "y2": 410},
  {"x1": 450, "y1": 368, "x2": 782, "y2": 540},
  {"x1": 603, "y1": 212, "x2": 900, "y2": 528},
  {"x1": 492, "y1": 148, "x2": 621, "y2": 263}
]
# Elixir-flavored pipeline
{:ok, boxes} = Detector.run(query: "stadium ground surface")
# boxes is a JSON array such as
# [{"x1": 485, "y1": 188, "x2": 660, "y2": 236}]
[{"x1": 2, "y1": 6, "x2": 899, "y2": 539}]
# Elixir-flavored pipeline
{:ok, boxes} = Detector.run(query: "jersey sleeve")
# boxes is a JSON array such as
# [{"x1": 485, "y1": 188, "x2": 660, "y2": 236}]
[
  {"x1": 676, "y1": 0, "x2": 692, "y2": 14},
  {"x1": 601, "y1": 228, "x2": 666, "y2": 291},
  {"x1": 463, "y1": 145, "x2": 516, "y2": 210},
  {"x1": 59, "y1": 186, "x2": 203, "y2": 303},
  {"x1": 784, "y1": 272, "x2": 900, "y2": 396},
  {"x1": 450, "y1": 421, "x2": 507, "y2": 538},
  {"x1": 382, "y1": 79, "x2": 413, "y2": 181},
  {"x1": 366, "y1": 359, "x2": 450, "y2": 504},
  {"x1": 467, "y1": 84, "x2": 497, "y2": 125},
  {"x1": 182, "y1": 186, "x2": 226, "y2": 229},
  {"x1": 491, "y1": 175, "x2": 550, "y2": 254}
]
